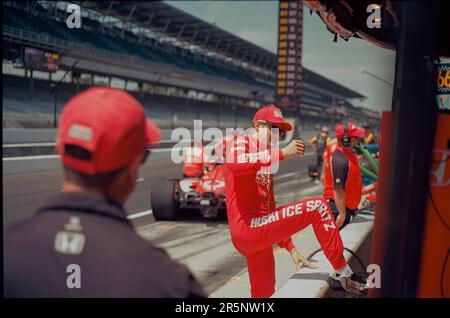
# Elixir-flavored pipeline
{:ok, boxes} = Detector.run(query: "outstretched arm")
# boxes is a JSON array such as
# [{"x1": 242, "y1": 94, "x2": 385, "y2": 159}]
[
  {"x1": 289, "y1": 247, "x2": 318, "y2": 271},
  {"x1": 224, "y1": 136, "x2": 284, "y2": 176},
  {"x1": 278, "y1": 238, "x2": 317, "y2": 270}
]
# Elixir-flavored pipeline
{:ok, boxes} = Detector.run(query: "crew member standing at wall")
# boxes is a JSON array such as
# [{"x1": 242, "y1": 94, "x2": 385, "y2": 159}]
[
  {"x1": 310, "y1": 126, "x2": 331, "y2": 181},
  {"x1": 323, "y1": 123, "x2": 365, "y2": 229}
]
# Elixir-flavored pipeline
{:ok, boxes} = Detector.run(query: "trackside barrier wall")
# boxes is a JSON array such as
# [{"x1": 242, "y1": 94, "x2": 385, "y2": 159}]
[{"x1": 272, "y1": 211, "x2": 374, "y2": 298}]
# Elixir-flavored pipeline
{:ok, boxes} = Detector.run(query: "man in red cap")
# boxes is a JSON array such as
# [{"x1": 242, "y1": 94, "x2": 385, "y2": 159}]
[
  {"x1": 223, "y1": 105, "x2": 365, "y2": 298},
  {"x1": 323, "y1": 122, "x2": 365, "y2": 229},
  {"x1": 4, "y1": 87, "x2": 205, "y2": 298}
]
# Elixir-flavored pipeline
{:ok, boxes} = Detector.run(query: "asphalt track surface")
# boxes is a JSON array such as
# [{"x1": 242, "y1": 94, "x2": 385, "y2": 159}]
[{"x1": 3, "y1": 152, "x2": 322, "y2": 295}]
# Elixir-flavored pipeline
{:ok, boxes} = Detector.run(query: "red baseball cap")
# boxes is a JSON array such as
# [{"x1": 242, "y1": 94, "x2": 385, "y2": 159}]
[
  {"x1": 336, "y1": 122, "x2": 365, "y2": 139},
  {"x1": 253, "y1": 105, "x2": 293, "y2": 131},
  {"x1": 56, "y1": 87, "x2": 161, "y2": 175}
]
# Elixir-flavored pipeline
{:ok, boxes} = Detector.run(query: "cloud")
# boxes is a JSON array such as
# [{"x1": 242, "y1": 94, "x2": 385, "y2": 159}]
[
  {"x1": 165, "y1": 0, "x2": 395, "y2": 112},
  {"x1": 234, "y1": 30, "x2": 277, "y2": 52}
]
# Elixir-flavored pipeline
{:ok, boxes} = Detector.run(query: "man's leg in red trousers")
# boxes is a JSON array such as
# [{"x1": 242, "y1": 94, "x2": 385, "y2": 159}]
[
  {"x1": 245, "y1": 247, "x2": 275, "y2": 298},
  {"x1": 235, "y1": 197, "x2": 347, "y2": 271}
]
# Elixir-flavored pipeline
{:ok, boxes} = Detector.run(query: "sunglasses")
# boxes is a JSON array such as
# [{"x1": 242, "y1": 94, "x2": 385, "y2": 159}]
[
  {"x1": 140, "y1": 149, "x2": 151, "y2": 165},
  {"x1": 257, "y1": 121, "x2": 279, "y2": 130}
]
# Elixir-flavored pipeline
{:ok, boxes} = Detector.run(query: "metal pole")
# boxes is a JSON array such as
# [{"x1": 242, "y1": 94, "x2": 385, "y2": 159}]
[
  {"x1": 53, "y1": 60, "x2": 79, "y2": 128},
  {"x1": 362, "y1": 70, "x2": 394, "y2": 87},
  {"x1": 53, "y1": 87, "x2": 58, "y2": 128},
  {"x1": 379, "y1": 0, "x2": 439, "y2": 297},
  {"x1": 219, "y1": 95, "x2": 223, "y2": 128},
  {"x1": 29, "y1": 69, "x2": 34, "y2": 100}
]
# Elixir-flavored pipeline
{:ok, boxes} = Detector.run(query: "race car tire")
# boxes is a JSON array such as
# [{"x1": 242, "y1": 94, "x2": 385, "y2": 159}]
[{"x1": 151, "y1": 179, "x2": 178, "y2": 221}]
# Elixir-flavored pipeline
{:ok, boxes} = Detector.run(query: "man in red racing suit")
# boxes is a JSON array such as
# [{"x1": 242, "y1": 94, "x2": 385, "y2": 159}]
[{"x1": 223, "y1": 105, "x2": 365, "y2": 298}]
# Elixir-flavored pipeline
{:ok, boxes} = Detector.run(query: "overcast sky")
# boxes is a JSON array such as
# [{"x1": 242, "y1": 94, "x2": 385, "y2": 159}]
[{"x1": 166, "y1": 0, "x2": 397, "y2": 113}]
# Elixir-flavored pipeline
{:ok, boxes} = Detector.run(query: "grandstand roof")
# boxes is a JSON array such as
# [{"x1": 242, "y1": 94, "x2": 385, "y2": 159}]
[
  {"x1": 74, "y1": 1, "x2": 275, "y2": 69},
  {"x1": 303, "y1": 69, "x2": 365, "y2": 100},
  {"x1": 75, "y1": 1, "x2": 365, "y2": 98},
  {"x1": 5, "y1": 1, "x2": 365, "y2": 100},
  {"x1": 75, "y1": 1, "x2": 365, "y2": 99}
]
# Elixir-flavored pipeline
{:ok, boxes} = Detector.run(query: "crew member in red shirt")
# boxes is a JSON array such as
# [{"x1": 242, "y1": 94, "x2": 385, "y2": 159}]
[
  {"x1": 320, "y1": 137, "x2": 338, "y2": 183},
  {"x1": 323, "y1": 123, "x2": 365, "y2": 229},
  {"x1": 183, "y1": 145, "x2": 208, "y2": 177},
  {"x1": 223, "y1": 105, "x2": 365, "y2": 298}
]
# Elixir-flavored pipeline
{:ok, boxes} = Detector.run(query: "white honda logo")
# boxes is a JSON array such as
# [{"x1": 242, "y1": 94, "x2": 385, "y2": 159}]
[{"x1": 54, "y1": 231, "x2": 86, "y2": 255}]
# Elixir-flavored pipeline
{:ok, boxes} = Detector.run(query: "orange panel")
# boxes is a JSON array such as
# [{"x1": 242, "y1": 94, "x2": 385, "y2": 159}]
[{"x1": 417, "y1": 114, "x2": 450, "y2": 297}]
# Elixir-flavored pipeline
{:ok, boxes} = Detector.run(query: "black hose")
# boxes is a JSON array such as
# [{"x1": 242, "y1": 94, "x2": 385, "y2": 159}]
[
  {"x1": 307, "y1": 246, "x2": 367, "y2": 297},
  {"x1": 307, "y1": 247, "x2": 367, "y2": 272}
]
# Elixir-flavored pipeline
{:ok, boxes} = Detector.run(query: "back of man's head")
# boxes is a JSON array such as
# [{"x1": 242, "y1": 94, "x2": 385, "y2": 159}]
[{"x1": 57, "y1": 87, "x2": 160, "y2": 204}]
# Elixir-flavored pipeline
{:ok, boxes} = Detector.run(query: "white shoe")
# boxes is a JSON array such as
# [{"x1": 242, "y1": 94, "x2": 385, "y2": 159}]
[{"x1": 330, "y1": 272, "x2": 366, "y2": 295}]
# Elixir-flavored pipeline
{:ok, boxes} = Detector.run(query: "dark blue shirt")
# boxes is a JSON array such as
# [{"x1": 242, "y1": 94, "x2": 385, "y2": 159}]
[{"x1": 4, "y1": 192, "x2": 205, "y2": 298}]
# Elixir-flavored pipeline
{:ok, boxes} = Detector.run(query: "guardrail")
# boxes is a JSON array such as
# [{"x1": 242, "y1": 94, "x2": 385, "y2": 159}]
[
  {"x1": 3, "y1": 127, "x2": 316, "y2": 144},
  {"x1": 2, "y1": 128, "x2": 317, "y2": 175},
  {"x1": 2, "y1": 128, "x2": 176, "y2": 144}
]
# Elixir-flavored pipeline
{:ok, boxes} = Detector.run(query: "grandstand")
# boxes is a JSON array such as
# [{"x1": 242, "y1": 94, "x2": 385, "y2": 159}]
[{"x1": 2, "y1": 1, "x2": 380, "y2": 131}]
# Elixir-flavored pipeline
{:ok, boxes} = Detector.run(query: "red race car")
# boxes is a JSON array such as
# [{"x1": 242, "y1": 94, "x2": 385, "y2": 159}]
[{"x1": 151, "y1": 142, "x2": 226, "y2": 220}]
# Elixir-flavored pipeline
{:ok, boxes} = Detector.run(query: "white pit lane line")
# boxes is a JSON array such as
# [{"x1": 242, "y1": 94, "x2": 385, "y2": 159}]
[
  {"x1": 127, "y1": 209, "x2": 153, "y2": 220},
  {"x1": 273, "y1": 172, "x2": 298, "y2": 181},
  {"x1": 3, "y1": 154, "x2": 61, "y2": 161},
  {"x1": 3, "y1": 142, "x2": 57, "y2": 147}
]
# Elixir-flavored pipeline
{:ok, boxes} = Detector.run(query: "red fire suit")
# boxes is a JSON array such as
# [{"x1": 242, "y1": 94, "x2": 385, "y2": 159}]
[{"x1": 223, "y1": 135, "x2": 347, "y2": 298}]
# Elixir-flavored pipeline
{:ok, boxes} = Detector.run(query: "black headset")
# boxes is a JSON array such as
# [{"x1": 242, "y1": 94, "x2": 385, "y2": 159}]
[{"x1": 341, "y1": 122, "x2": 351, "y2": 147}]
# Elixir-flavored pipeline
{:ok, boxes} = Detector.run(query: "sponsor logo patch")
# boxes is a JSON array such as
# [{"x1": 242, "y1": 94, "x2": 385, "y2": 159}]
[
  {"x1": 273, "y1": 110, "x2": 283, "y2": 119},
  {"x1": 68, "y1": 124, "x2": 93, "y2": 142}
]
